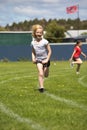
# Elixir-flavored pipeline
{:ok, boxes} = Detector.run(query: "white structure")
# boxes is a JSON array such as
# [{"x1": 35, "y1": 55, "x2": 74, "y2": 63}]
[{"x1": 65, "y1": 30, "x2": 87, "y2": 38}]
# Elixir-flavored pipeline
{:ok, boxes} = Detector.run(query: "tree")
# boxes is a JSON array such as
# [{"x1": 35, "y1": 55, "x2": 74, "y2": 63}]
[
  {"x1": 0, "y1": 26, "x2": 7, "y2": 31},
  {"x1": 44, "y1": 21, "x2": 65, "y2": 43},
  {"x1": 81, "y1": 32, "x2": 87, "y2": 35}
]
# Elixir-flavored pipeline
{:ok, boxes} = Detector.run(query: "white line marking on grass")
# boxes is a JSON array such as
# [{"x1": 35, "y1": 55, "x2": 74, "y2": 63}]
[
  {"x1": 0, "y1": 75, "x2": 37, "y2": 84},
  {"x1": 0, "y1": 71, "x2": 37, "y2": 79},
  {"x1": 0, "y1": 75, "x2": 47, "y2": 130},
  {"x1": 78, "y1": 75, "x2": 87, "y2": 87},
  {"x1": 0, "y1": 73, "x2": 70, "y2": 86},
  {"x1": 45, "y1": 92, "x2": 87, "y2": 111},
  {"x1": 0, "y1": 70, "x2": 37, "y2": 75},
  {"x1": 0, "y1": 70, "x2": 27, "y2": 77},
  {"x1": 0, "y1": 102, "x2": 46, "y2": 130}
]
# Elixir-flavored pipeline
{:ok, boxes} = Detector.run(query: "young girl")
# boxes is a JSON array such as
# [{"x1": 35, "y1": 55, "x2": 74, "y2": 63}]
[
  {"x1": 70, "y1": 40, "x2": 86, "y2": 74},
  {"x1": 31, "y1": 24, "x2": 52, "y2": 92}
]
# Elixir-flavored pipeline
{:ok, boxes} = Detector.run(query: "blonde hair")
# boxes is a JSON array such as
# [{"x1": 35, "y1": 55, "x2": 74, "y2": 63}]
[{"x1": 32, "y1": 24, "x2": 43, "y2": 38}]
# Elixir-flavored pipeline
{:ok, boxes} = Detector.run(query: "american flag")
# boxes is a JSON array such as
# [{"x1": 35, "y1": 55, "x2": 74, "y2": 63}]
[{"x1": 66, "y1": 5, "x2": 78, "y2": 14}]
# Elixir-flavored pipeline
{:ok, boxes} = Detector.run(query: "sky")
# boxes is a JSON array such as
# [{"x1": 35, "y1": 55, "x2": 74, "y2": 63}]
[{"x1": 0, "y1": 0, "x2": 87, "y2": 26}]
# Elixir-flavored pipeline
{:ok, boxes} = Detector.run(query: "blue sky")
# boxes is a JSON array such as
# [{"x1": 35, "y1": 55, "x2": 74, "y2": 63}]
[{"x1": 0, "y1": 0, "x2": 87, "y2": 26}]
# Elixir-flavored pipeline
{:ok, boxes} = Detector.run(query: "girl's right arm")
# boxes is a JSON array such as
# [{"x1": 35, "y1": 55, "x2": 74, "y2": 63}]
[
  {"x1": 69, "y1": 50, "x2": 76, "y2": 61},
  {"x1": 32, "y1": 47, "x2": 36, "y2": 63}
]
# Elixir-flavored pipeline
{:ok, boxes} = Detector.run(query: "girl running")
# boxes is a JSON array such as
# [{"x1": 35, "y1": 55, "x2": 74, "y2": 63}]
[
  {"x1": 31, "y1": 24, "x2": 52, "y2": 92},
  {"x1": 70, "y1": 40, "x2": 86, "y2": 74}
]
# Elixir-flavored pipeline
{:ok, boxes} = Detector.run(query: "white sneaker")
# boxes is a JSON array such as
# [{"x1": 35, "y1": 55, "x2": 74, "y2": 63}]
[
  {"x1": 70, "y1": 61, "x2": 74, "y2": 68},
  {"x1": 76, "y1": 72, "x2": 80, "y2": 75}
]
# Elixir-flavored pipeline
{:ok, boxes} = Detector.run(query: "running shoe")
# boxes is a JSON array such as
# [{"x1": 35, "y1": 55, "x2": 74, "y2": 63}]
[{"x1": 70, "y1": 61, "x2": 74, "y2": 68}]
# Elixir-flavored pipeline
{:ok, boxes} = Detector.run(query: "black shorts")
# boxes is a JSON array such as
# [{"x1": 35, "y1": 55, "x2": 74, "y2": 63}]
[
  {"x1": 43, "y1": 60, "x2": 50, "y2": 67},
  {"x1": 73, "y1": 57, "x2": 79, "y2": 61},
  {"x1": 36, "y1": 60, "x2": 50, "y2": 68}
]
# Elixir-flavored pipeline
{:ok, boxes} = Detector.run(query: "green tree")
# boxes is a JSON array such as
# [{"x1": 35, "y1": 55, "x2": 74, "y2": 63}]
[
  {"x1": 44, "y1": 21, "x2": 65, "y2": 43},
  {"x1": 81, "y1": 32, "x2": 87, "y2": 35},
  {"x1": 0, "y1": 26, "x2": 7, "y2": 31}
]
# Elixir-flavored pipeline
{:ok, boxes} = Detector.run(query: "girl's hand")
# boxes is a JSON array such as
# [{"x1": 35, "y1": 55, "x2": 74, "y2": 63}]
[
  {"x1": 42, "y1": 59, "x2": 48, "y2": 64},
  {"x1": 84, "y1": 55, "x2": 87, "y2": 59},
  {"x1": 32, "y1": 58, "x2": 36, "y2": 64},
  {"x1": 69, "y1": 58, "x2": 72, "y2": 62}
]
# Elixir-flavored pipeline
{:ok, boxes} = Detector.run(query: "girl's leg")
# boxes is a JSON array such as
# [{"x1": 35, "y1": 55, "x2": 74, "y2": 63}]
[
  {"x1": 76, "y1": 64, "x2": 81, "y2": 73},
  {"x1": 44, "y1": 67, "x2": 49, "y2": 77},
  {"x1": 73, "y1": 58, "x2": 83, "y2": 73},
  {"x1": 43, "y1": 60, "x2": 50, "y2": 77},
  {"x1": 36, "y1": 63, "x2": 44, "y2": 89},
  {"x1": 72, "y1": 58, "x2": 83, "y2": 64}
]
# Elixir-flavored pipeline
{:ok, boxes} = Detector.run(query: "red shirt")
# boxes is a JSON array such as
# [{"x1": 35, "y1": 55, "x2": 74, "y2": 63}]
[{"x1": 73, "y1": 46, "x2": 81, "y2": 58}]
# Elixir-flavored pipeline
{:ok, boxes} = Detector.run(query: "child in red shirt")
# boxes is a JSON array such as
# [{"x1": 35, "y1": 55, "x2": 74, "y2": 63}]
[{"x1": 70, "y1": 40, "x2": 86, "y2": 74}]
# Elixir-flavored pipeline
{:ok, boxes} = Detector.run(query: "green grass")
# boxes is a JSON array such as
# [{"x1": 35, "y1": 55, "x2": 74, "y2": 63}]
[{"x1": 0, "y1": 61, "x2": 87, "y2": 130}]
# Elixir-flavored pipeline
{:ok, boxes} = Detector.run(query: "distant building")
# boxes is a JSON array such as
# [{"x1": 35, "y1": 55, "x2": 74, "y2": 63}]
[
  {"x1": 65, "y1": 30, "x2": 87, "y2": 38},
  {"x1": 63, "y1": 30, "x2": 87, "y2": 43}
]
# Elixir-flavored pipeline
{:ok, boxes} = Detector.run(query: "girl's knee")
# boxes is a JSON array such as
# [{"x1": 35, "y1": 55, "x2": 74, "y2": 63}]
[
  {"x1": 78, "y1": 61, "x2": 82, "y2": 65},
  {"x1": 79, "y1": 59, "x2": 83, "y2": 64},
  {"x1": 44, "y1": 73, "x2": 49, "y2": 78},
  {"x1": 77, "y1": 60, "x2": 83, "y2": 64},
  {"x1": 81, "y1": 61, "x2": 83, "y2": 64},
  {"x1": 39, "y1": 72, "x2": 44, "y2": 77},
  {"x1": 80, "y1": 61, "x2": 83, "y2": 64}
]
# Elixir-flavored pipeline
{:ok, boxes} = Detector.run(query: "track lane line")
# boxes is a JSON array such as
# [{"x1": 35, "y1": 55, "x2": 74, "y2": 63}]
[
  {"x1": 0, "y1": 102, "x2": 47, "y2": 130},
  {"x1": 45, "y1": 92, "x2": 87, "y2": 111}
]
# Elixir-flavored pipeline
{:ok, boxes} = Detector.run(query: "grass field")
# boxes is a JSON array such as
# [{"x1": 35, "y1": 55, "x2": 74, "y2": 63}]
[{"x1": 0, "y1": 61, "x2": 87, "y2": 130}]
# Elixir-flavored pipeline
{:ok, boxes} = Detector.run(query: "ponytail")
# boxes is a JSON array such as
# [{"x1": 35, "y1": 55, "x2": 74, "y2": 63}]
[{"x1": 74, "y1": 40, "x2": 81, "y2": 47}]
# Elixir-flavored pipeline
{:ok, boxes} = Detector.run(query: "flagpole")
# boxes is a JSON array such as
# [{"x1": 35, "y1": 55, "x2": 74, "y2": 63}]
[{"x1": 77, "y1": 4, "x2": 79, "y2": 36}]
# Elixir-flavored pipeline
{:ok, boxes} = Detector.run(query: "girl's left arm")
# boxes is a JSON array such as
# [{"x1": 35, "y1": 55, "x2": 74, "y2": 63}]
[
  {"x1": 42, "y1": 44, "x2": 52, "y2": 64},
  {"x1": 81, "y1": 52, "x2": 87, "y2": 58},
  {"x1": 46, "y1": 44, "x2": 52, "y2": 61}
]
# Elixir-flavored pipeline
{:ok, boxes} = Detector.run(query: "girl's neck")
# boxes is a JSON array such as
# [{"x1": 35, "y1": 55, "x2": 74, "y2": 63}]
[
  {"x1": 36, "y1": 37, "x2": 42, "y2": 42},
  {"x1": 77, "y1": 45, "x2": 81, "y2": 48}
]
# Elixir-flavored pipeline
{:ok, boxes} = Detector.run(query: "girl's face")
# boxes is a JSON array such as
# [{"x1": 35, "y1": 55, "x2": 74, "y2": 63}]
[
  {"x1": 35, "y1": 28, "x2": 43, "y2": 40},
  {"x1": 79, "y1": 42, "x2": 82, "y2": 47}
]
